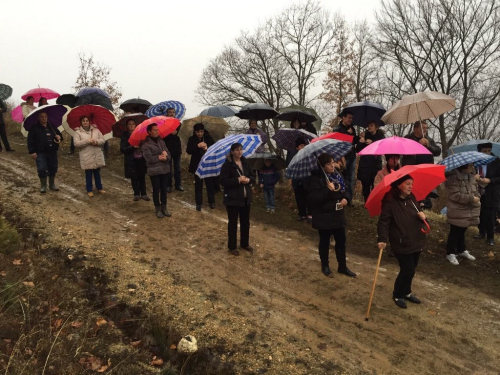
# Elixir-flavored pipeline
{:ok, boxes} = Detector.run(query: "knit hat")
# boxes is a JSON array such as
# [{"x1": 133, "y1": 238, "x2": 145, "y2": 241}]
[{"x1": 193, "y1": 123, "x2": 204, "y2": 131}]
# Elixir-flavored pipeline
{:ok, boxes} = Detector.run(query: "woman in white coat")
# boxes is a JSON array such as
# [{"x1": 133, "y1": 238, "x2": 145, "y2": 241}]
[{"x1": 73, "y1": 116, "x2": 106, "y2": 197}]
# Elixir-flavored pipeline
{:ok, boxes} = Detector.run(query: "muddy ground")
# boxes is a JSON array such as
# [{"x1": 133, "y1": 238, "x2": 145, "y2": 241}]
[{"x1": 0, "y1": 132, "x2": 499, "y2": 374}]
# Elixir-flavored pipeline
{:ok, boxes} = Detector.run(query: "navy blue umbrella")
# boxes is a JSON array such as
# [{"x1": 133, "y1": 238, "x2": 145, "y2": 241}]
[
  {"x1": 76, "y1": 87, "x2": 110, "y2": 98},
  {"x1": 338, "y1": 101, "x2": 386, "y2": 128},
  {"x1": 199, "y1": 105, "x2": 237, "y2": 118}
]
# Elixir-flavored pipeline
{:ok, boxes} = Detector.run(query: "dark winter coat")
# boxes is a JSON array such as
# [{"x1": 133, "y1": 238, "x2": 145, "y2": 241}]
[
  {"x1": 186, "y1": 130, "x2": 215, "y2": 174},
  {"x1": 480, "y1": 156, "x2": 500, "y2": 208},
  {"x1": 219, "y1": 155, "x2": 256, "y2": 206},
  {"x1": 334, "y1": 122, "x2": 359, "y2": 159},
  {"x1": 402, "y1": 132, "x2": 441, "y2": 165},
  {"x1": 163, "y1": 125, "x2": 182, "y2": 156},
  {"x1": 27, "y1": 122, "x2": 63, "y2": 154},
  {"x1": 141, "y1": 136, "x2": 171, "y2": 176},
  {"x1": 120, "y1": 131, "x2": 147, "y2": 179},
  {"x1": 302, "y1": 123, "x2": 317, "y2": 135},
  {"x1": 355, "y1": 129, "x2": 385, "y2": 182},
  {"x1": 306, "y1": 170, "x2": 346, "y2": 230},
  {"x1": 259, "y1": 165, "x2": 280, "y2": 189},
  {"x1": 0, "y1": 99, "x2": 6, "y2": 125},
  {"x1": 377, "y1": 190, "x2": 427, "y2": 255},
  {"x1": 445, "y1": 169, "x2": 480, "y2": 227}
]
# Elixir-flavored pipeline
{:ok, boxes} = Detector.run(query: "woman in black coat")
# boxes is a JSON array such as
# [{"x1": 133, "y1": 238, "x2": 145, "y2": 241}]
[
  {"x1": 186, "y1": 123, "x2": 215, "y2": 211},
  {"x1": 307, "y1": 153, "x2": 356, "y2": 278},
  {"x1": 356, "y1": 121, "x2": 385, "y2": 202},
  {"x1": 219, "y1": 142, "x2": 256, "y2": 256},
  {"x1": 120, "y1": 119, "x2": 149, "y2": 201}
]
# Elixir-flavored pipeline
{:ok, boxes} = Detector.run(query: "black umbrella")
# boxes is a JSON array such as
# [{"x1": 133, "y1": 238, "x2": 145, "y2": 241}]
[
  {"x1": 338, "y1": 101, "x2": 386, "y2": 128},
  {"x1": 76, "y1": 93, "x2": 113, "y2": 111},
  {"x1": 112, "y1": 113, "x2": 148, "y2": 138},
  {"x1": 246, "y1": 152, "x2": 287, "y2": 170},
  {"x1": 275, "y1": 110, "x2": 317, "y2": 124},
  {"x1": 119, "y1": 98, "x2": 152, "y2": 114},
  {"x1": 56, "y1": 94, "x2": 78, "y2": 108},
  {"x1": 235, "y1": 103, "x2": 279, "y2": 120}
]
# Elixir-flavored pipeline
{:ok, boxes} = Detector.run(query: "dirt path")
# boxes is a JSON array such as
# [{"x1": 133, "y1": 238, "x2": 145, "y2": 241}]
[{"x1": 1, "y1": 137, "x2": 499, "y2": 374}]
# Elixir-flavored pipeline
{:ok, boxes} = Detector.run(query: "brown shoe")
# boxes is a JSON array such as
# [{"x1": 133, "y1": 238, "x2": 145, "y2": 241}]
[
  {"x1": 229, "y1": 249, "x2": 240, "y2": 256},
  {"x1": 241, "y1": 246, "x2": 254, "y2": 252}
]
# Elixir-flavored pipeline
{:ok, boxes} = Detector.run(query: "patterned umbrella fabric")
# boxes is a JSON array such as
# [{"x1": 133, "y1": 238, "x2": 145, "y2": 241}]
[
  {"x1": 62, "y1": 105, "x2": 117, "y2": 140},
  {"x1": 437, "y1": 151, "x2": 496, "y2": 172},
  {"x1": 179, "y1": 116, "x2": 230, "y2": 144},
  {"x1": 311, "y1": 132, "x2": 354, "y2": 143},
  {"x1": 338, "y1": 101, "x2": 386, "y2": 128},
  {"x1": 195, "y1": 134, "x2": 262, "y2": 178},
  {"x1": 272, "y1": 128, "x2": 317, "y2": 151},
  {"x1": 246, "y1": 152, "x2": 287, "y2": 170},
  {"x1": 285, "y1": 139, "x2": 352, "y2": 180},
  {"x1": 120, "y1": 98, "x2": 152, "y2": 114},
  {"x1": 279, "y1": 105, "x2": 322, "y2": 131},
  {"x1": 199, "y1": 105, "x2": 237, "y2": 118},
  {"x1": 128, "y1": 116, "x2": 181, "y2": 147},
  {"x1": 382, "y1": 91, "x2": 455, "y2": 125},
  {"x1": 357, "y1": 136, "x2": 432, "y2": 156},
  {"x1": 11, "y1": 105, "x2": 24, "y2": 123},
  {"x1": 450, "y1": 139, "x2": 500, "y2": 156},
  {"x1": 0, "y1": 84, "x2": 13, "y2": 100},
  {"x1": 21, "y1": 88, "x2": 60, "y2": 101},
  {"x1": 112, "y1": 113, "x2": 148, "y2": 138},
  {"x1": 235, "y1": 103, "x2": 279, "y2": 120},
  {"x1": 76, "y1": 87, "x2": 110, "y2": 98},
  {"x1": 145, "y1": 101, "x2": 186, "y2": 120},
  {"x1": 23, "y1": 104, "x2": 69, "y2": 134}
]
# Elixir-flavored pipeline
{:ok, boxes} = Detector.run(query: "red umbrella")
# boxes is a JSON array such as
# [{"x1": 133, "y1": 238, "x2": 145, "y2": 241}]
[
  {"x1": 112, "y1": 113, "x2": 148, "y2": 138},
  {"x1": 62, "y1": 105, "x2": 117, "y2": 140},
  {"x1": 128, "y1": 116, "x2": 180, "y2": 147},
  {"x1": 22, "y1": 88, "x2": 60, "y2": 101},
  {"x1": 365, "y1": 164, "x2": 445, "y2": 217},
  {"x1": 311, "y1": 132, "x2": 353, "y2": 143}
]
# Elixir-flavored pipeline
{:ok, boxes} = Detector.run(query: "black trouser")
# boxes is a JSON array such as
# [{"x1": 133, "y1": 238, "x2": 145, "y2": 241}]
[
  {"x1": 446, "y1": 224, "x2": 467, "y2": 255},
  {"x1": 149, "y1": 174, "x2": 168, "y2": 207},
  {"x1": 131, "y1": 175, "x2": 147, "y2": 196},
  {"x1": 166, "y1": 154, "x2": 182, "y2": 188},
  {"x1": 0, "y1": 121, "x2": 12, "y2": 150},
  {"x1": 318, "y1": 228, "x2": 347, "y2": 269},
  {"x1": 194, "y1": 175, "x2": 214, "y2": 205},
  {"x1": 393, "y1": 252, "x2": 420, "y2": 299},
  {"x1": 478, "y1": 198, "x2": 496, "y2": 239},
  {"x1": 226, "y1": 203, "x2": 250, "y2": 250},
  {"x1": 35, "y1": 152, "x2": 58, "y2": 178},
  {"x1": 293, "y1": 182, "x2": 308, "y2": 217},
  {"x1": 360, "y1": 177, "x2": 375, "y2": 202},
  {"x1": 70, "y1": 137, "x2": 75, "y2": 152}
]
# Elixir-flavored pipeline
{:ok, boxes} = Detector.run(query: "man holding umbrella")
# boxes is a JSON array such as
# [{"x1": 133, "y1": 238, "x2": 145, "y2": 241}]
[
  {"x1": 403, "y1": 120, "x2": 441, "y2": 165},
  {"x1": 334, "y1": 110, "x2": 358, "y2": 204},
  {"x1": 163, "y1": 107, "x2": 184, "y2": 192}
]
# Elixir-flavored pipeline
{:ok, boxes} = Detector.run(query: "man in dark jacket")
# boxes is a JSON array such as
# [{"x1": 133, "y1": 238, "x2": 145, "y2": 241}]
[
  {"x1": 402, "y1": 120, "x2": 441, "y2": 165},
  {"x1": 0, "y1": 99, "x2": 14, "y2": 152},
  {"x1": 335, "y1": 109, "x2": 359, "y2": 204},
  {"x1": 475, "y1": 142, "x2": 500, "y2": 245},
  {"x1": 163, "y1": 107, "x2": 184, "y2": 192},
  {"x1": 27, "y1": 112, "x2": 63, "y2": 193}
]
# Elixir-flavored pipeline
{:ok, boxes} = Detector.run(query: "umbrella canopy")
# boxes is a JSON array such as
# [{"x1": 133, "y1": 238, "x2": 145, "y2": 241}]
[
  {"x1": 128, "y1": 116, "x2": 181, "y2": 147},
  {"x1": 23, "y1": 104, "x2": 69, "y2": 134},
  {"x1": 195, "y1": 134, "x2": 263, "y2": 178},
  {"x1": 275, "y1": 110, "x2": 317, "y2": 125},
  {"x1": 179, "y1": 116, "x2": 230, "y2": 144},
  {"x1": 0, "y1": 84, "x2": 13, "y2": 100},
  {"x1": 437, "y1": 151, "x2": 496, "y2": 172},
  {"x1": 112, "y1": 113, "x2": 148, "y2": 138},
  {"x1": 21, "y1": 87, "x2": 60, "y2": 101},
  {"x1": 311, "y1": 132, "x2": 354, "y2": 143},
  {"x1": 338, "y1": 101, "x2": 386, "y2": 128},
  {"x1": 235, "y1": 103, "x2": 279, "y2": 120},
  {"x1": 199, "y1": 105, "x2": 237, "y2": 118},
  {"x1": 272, "y1": 128, "x2": 317, "y2": 151},
  {"x1": 76, "y1": 93, "x2": 113, "y2": 111},
  {"x1": 76, "y1": 87, "x2": 110, "y2": 98},
  {"x1": 145, "y1": 100, "x2": 186, "y2": 120},
  {"x1": 56, "y1": 94, "x2": 78, "y2": 108},
  {"x1": 62, "y1": 105, "x2": 117, "y2": 140},
  {"x1": 11, "y1": 105, "x2": 23, "y2": 123},
  {"x1": 246, "y1": 152, "x2": 287, "y2": 170},
  {"x1": 450, "y1": 139, "x2": 500, "y2": 156},
  {"x1": 285, "y1": 139, "x2": 352, "y2": 180},
  {"x1": 120, "y1": 98, "x2": 152, "y2": 114},
  {"x1": 357, "y1": 136, "x2": 432, "y2": 156},
  {"x1": 381, "y1": 91, "x2": 455, "y2": 125},
  {"x1": 365, "y1": 164, "x2": 446, "y2": 216},
  {"x1": 279, "y1": 105, "x2": 322, "y2": 131}
]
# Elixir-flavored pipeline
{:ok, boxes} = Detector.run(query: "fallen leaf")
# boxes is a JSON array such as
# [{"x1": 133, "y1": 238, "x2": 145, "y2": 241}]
[
  {"x1": 427, "y1": 310, "x2": 437, "y2": 316},
  {"x1": 488, "y1": 251, "x2": 495, "y2": 258},
  {"x1": 71, "y1": 321, "x2": 83, "y2": 328},
  {"x1": 25, "y1": 348, "x2": 33, "y2": 355},
  {"x1": 96, "y1": 318, "x2": 107, "y2": 326},
  {"x1": 22, "y1": 281, "x2": 35, "y2": 287},
  {"x1": 51, "y1": 306, "x2": 60, "y2": 312},
  {"x1": 151, "y1": 357, "x2": 163, "y2": 366},
  {"x1": 0, "y1": 271, "x2": 6, "y2": 277},
  {"x1": 131, "y1": 340, "x2": 141, "y2": 347},
  {"x1": 12, "y1": 259, "x2": 22, "y2": 265},
  {"x1": 3, "y1": 339, "x2": 11, "y2": 343},
  {"x1": 53, "y1": 319, "x2": 63, "y2": 329},
  {"x1": 170, "y1": 344, "x2": 177, "y2": 350},
  {"x1": 52, "y1": 275, "x2": 59, "y2": 280},
  {"x1": 97, "y1": 359, "x2": 111, "y2": 372}
]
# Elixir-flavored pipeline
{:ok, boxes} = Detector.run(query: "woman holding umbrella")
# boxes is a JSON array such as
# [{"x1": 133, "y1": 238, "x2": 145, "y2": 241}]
[
  {"x1": 219, "y1": 143, "x2": 256, "y2": 256},
  {"x1": 374, "y1": 154, "x2": 401, "y2": 187},
  {"x1": 22, "y1": 96, "x2": 36, "y2": 119},
  {"x1": 307, "y1": 153, "x2": 356, "y2": 278},
  {"x1": 73, "y1": 116, "x2": 106, "y2": 197},
  {"x1": 120, "y1": 119, "x2": 149, "y2": 201}
]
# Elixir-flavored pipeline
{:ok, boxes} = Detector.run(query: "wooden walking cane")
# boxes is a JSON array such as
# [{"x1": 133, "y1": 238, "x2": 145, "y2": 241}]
[{"x1": 365, "y1": 244, "x2": 384, "y2": 321}]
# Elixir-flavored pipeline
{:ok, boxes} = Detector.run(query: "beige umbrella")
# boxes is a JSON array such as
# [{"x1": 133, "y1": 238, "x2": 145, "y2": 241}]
[
  {"x1": 381, "y1": 91, "x2": 455, "y2": 125},
  {"x1": 179, "y1": 115, "x2": 230, "y2": 144}
]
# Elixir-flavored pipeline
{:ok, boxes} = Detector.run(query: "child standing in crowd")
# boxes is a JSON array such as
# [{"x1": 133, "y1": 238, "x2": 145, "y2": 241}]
[{"x1": 259, "y1": 159, "x2": 280, "y2": 214}]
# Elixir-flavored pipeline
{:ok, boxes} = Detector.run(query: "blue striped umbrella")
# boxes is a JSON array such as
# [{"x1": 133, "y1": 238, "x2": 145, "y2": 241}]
[
  {"x1": 437, "y1": 151, "x2": 496, "y2": 172},
  {"x1": 145, "y1": 100, "x2": 186, "y2": 120},
  {"x1": 195, "y1": 134, "x2": 262, "y2": 178},
  {"x1": 451, "y1": 139, "x2": 500, "y2": 156},
  {"x1": 272, "y1": 128, "x2": 317, "y2": 151},
  {"x1": 285, "y1": 139, "x2": 352, "y2": 179},
  {"x1": 199, "y1": 105, "x2": 236, "y2": 118}
]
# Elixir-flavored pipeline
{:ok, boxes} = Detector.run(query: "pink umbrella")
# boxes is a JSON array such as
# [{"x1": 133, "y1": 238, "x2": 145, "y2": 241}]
[
  {"x1": 357, "y1": 136, "x2": 431, "y2": 156},
  {"x1": 21, "y1": 88, "x2": 60, "y2": 101},
  {"x1": 311, "y1": 132, "x2": 354, "y2": 143},
  {"x1": 11, "y1": 105, "x2": 24, "y2": 123}
]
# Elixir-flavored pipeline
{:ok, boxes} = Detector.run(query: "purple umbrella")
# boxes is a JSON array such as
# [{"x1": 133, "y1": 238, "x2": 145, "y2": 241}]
[
  {"x1": 271, "y1": 128, "x2": 317, "y2": 151},
  {"x1": 23, "y1": 104, "x2": 69, "y2": 133}
]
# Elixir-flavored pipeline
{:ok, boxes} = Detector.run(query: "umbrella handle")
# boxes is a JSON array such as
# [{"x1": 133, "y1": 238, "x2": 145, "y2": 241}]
[{"x1": 421, "y1": 219, "x2": 431, "y2": 233}]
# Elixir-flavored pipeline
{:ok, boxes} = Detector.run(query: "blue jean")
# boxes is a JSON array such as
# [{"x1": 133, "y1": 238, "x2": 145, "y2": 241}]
[
  {"x1": 344, "y1": 155, "x2": 356, "y2": 203},
  {"x1": 85, "y1": 168, "x2": 103, "y2": 192},
  {"x1": 264, "y1": 187, "x2": 275, "y2": 210},
  {"x1": 35, "y1": 152, "x2": 58, "y2": 178},
  {"x1": 166, "y1": 154, "x2": 182, "y2": 188}
]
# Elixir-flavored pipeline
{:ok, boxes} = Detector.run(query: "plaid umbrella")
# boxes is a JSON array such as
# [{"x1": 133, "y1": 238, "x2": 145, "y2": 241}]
[
  {"x1": 195, "y1": 134, "x2": 262, "y2": 178},
  {"x1": 451, "y1": 139, "x2": 500, "y2": 156},
  {"x1": 0, "y1": 84, "x2": 13, "y2": 100},
  {"x1": 145, "y1": 100, "x2": 186, "y2": 120},
  {"x1": 271, "y1": 128, "x2": 317, "y2": 151},
  {"x1": 285, "y1": 139, "x2": 352, "y2": 179},
  {"x1": 437, "y1": 151, "x2": 496, "y2": 172},
  {"x1": 199, "y1": 105, "x2": 237, "y2": 117}
]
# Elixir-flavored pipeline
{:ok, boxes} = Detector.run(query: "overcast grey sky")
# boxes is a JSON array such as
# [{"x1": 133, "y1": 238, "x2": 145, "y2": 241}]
[{"x1": 1, "y1": 0, "x2": 378, "y2": 118}]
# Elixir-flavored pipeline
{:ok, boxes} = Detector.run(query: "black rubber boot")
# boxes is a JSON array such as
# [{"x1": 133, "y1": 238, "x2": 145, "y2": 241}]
[
  {"x1": 40, "y1": 178, "x2": 47, "y2": 193},
  {"x1": 155, "y1": 206, "x2": 164, "y2": 218},
  {"x1": 48, "y1": 176, "x2": 59, "y2": 191},
  {"x1": 161, "y1": 204, "x2": 171, "y2": 217}
]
